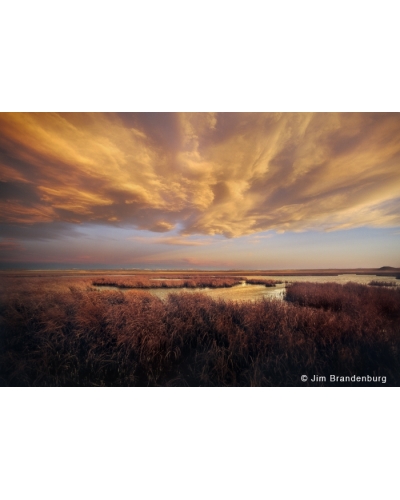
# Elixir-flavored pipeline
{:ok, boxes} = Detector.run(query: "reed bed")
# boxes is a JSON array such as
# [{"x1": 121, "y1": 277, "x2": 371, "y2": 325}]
[
  {"x1": 147, "y1": 274, "x2": 247, "y2": 280},
  {"x1": 286, "y1": 281, "x2": 400, "y2": 317},
  {"x1": 92, "y1": 276, "x2": 243, "y2": 289},
  {"x1": 1, "y1": 278, "x2": 399, "y2": 386},
  {"x1": 245, "y1": 279, "x2": 284, "y2": 287},
  {"x1": 369, "y1": 280, "x2": 398, "y2": 287}
]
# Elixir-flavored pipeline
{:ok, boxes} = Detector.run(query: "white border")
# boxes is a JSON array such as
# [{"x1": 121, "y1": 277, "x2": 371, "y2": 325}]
[{"x1": 1, "y1": 2, "x2": 398, "y2": 499}]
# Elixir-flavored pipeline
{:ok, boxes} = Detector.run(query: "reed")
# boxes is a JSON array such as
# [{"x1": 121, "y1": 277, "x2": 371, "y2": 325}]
[
  {"x1": 1, "y1": 278, "x2": 399, "y2": 386},
  {"x1": 245, "y1": 279, "x2": 283, "y2": 287},
  {"x1": 369, "y1": 280, "x2": 398, "y2": 287},
  {"x1": 92, "y1": 276, "x2": 243, "y2": 289}
]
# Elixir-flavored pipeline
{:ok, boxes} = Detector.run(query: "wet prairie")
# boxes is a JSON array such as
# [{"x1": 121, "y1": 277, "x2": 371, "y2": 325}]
[{"x1": 1, "y1": 269, "x2": 399, "y2": 386}]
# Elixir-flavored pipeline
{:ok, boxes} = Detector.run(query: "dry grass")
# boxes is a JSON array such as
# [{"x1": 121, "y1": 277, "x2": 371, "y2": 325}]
[
  {"x1": 92, "y1": 276, "x2": 243, "y2": 289},
  {"x1": 286, "y1": 281, "x2": 400, "y2": 316},
  {"x1": 369, "y1": 280, "x2": 398, "y2": 287},
  {"x1": 1, "y1": 278, "x2": 399, "y2": 386},
  {"x1": 245, "y1": 279, "x2": 284, "y2": 287}
]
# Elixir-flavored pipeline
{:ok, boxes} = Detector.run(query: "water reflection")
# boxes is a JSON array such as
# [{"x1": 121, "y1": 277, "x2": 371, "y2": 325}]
[{"x1": 147, "y1": 282, "x2": 286, "y2": 302}]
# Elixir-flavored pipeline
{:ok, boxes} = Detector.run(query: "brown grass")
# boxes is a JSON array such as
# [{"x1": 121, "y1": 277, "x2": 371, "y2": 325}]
[
  {"x1": 369, "y1": 280, "x2": 398, "y2": 287},
  {"x1": 92, "y1": 276, "x2": 244, "y2": 289},
  {"x1": 286, "y1": 281, "x2": 400, "y2": 316},
  {"x1": 1, "y1": 278, "x2": 399, "y2": 386},
  {"x1": 245, "y1": 279, "x2": 284, "y2": 287}
]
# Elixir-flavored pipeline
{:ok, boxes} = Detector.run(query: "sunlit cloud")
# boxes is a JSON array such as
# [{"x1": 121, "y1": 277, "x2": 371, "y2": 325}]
[
  {"x1": 148, "y1": 221, "x2": 176, "y2": 233},
  {"x1": 0, "y1": 112, "x2": 399, "y2": 242}
]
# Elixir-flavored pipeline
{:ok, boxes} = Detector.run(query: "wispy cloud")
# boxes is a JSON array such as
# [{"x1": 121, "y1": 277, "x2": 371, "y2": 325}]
[
  {"x1": 0, "y1": 238, "x2": 26, "y2": 261},
  {"x1": 128, "y1": 235, "x2": 216, "y2": 246},
  {"x1": 1, "y1": 112, "x2": 400, "y2": 240}
]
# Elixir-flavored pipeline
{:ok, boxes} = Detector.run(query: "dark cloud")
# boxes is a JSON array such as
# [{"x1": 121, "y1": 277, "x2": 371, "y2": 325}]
[
  {"x1": 114, "y1": 112, "x2": 183, "y2": 152},
  {"x1": 0, "y1": 180, "x2": 42, "y2": 204},
  {"x1": 0, "y1": 222, "x2": 83, "y2": 241}
]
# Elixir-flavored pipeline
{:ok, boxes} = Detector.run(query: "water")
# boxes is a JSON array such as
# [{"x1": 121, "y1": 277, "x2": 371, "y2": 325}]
[
  {"x1": 245, "y1": 274, "x2": 399, "y2": 286},
  {"x1": 146, "y1": 282, "x2": 285, "y2": 302},
  {"x1": 92, "y1": 274, "x2": 399, "y2": 302}
]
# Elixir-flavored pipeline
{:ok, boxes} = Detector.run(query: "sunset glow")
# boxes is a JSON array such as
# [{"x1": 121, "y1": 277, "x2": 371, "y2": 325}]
[{"x1": 1, "y1": 112, "x2": 399, "y2": 269}]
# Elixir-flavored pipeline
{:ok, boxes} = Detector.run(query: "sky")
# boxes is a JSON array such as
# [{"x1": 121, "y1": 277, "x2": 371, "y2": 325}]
[{"x1": 0, "y1": 112, "x2": 399, "y2": 270}]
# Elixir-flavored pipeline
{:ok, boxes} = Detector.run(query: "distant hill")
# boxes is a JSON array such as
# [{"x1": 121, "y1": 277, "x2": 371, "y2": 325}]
[{"x1": 379, "y1": 266, "x2": 395, "y2": 270}]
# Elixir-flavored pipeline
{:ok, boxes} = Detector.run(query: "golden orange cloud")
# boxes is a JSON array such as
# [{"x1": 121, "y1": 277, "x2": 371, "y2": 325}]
[{"x1": 0, "y1": 112, "x2": 399, "y2": 237}]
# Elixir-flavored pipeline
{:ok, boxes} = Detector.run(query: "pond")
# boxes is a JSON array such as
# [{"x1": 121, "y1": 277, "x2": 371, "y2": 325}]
[{"x1": 92, "y1": 274, "x2": 399, "y2": 302}]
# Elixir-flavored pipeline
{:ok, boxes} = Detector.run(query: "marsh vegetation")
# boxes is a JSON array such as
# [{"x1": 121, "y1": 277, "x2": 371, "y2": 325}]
[
  {"x1": 1, "y1": 275, "x2": 399, "y2": 386},
  {"x1": 369, "y1": 280, "x2": 398, "y2": 287},
  {"x1": 245, "y1": 279, "x2": 284, "y2": 287},
  {"x1": 92, "y1": 275, "x2": 245, "y2": 289}
]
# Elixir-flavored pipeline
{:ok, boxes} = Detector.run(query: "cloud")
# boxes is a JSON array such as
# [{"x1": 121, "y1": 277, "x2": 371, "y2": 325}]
[
  {"x1": 0, "y1": 238, "x2": 24, "y2": 251},
  {"x1": 180, "y1": 256, "x2": 236, "y2": 268},
  {"x1": 0, "y1": 221, "x2": 83, "y2": 241},
  {"x1": 148, "y1": 221, "x2": 175, "y2": 233},
  {"x1": 0, "y1": 112, "x2": 399, "y2": 239},
  {"x1": 0, "y1": 238, "x2": 26, "y2": 261},
  {"x1": 129, "y1": 235, "x2": 216, "y2": 246}
]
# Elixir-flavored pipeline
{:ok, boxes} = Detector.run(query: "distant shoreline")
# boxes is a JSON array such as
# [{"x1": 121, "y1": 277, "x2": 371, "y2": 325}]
[{"x1": 1, "y1": 267, "x2": 400, "y2": 278}]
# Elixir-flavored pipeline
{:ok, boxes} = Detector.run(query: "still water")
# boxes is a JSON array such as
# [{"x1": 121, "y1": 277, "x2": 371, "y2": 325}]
[{"x1": 94, "y1": 274, "x2": 399, "y2": 302}]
